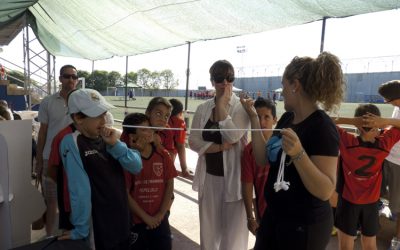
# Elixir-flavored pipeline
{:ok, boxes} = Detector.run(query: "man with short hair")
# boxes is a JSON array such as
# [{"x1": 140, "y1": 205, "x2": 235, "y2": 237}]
[{"x1": 35, "y1": 65, "x2": 78, "y2": 236}]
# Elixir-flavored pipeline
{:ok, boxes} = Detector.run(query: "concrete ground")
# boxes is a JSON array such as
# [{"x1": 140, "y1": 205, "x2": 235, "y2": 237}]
[
  {"x1": 167, "y1": 176, "x2": 396, "y2": 250},
  {"x1": 31, "y1": 174, "x2": 396, "y2": 249},
  {"x1": 30, "y1": 175, "x2": 255, "y2": 249},
  {"x1": 30, "y1": 149, "x2": 395, "y2": 249}
]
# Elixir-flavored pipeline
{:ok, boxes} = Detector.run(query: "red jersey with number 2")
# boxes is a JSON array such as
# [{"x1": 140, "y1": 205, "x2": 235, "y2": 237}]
[{"x1": 337, "y1": 126, "x2": 400, "y2": 204}]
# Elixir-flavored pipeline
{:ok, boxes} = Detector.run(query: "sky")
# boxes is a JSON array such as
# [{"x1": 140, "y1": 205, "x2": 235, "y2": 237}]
[{"x1": 0, "y1": 9, "x2": 400, "y2": 90}]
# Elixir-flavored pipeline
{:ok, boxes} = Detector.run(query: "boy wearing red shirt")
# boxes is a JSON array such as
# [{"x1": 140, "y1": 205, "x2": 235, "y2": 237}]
[
  {"x1": 146, "y1": 97, "x2": 175, "y2": 158},
  {"x1": 168, "y1": 98, "x2": 190, "y2": 177},
  {"x1": 48, "y1": 123, "x2": 76, "y2": 231},
  {"x1": 241, "y1": 97, "x2": 277, "y2": 236},
  {"x1": 334, "y1": 104, "x2": 400, "y2": 250},
  {"x1": 122, "y1": 113, "x2": 177, "y2": 250}
]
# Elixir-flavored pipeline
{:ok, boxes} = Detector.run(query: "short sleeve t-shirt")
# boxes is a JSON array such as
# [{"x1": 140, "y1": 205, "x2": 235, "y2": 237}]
[
  {"x1": 241, "y1": 143, "x2": 269, "y2": 218},
  {"x1": 169, "y1": 116, "x2": 187, "y2": 154},
  {"x1": 265, "y1": 110, "x2": 339, "y2": 224},
  {"x1": 156, "y1": 127, "x2": 175, "y2": 154},
  {"x1": 336, "y1": 126, "x2": 400, "y2": 204},
  {"x1": 38, "y1": 93, "x2": 71, "y2": 159},
  {"x1": 125, "y1": 144, "x2": 177, "y2": 224}
]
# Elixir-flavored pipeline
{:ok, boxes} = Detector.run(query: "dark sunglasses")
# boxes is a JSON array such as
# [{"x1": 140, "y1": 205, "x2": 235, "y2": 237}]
[
  {"x1": 211, "y1": 75, "x2": 235, "y2": 84},
  {"x1": 62, "y1": 74, "x2": 79, "y2": 80}
]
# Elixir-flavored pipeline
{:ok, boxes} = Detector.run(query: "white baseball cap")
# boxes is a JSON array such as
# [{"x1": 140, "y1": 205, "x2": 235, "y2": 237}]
[{"x1": 68, "y1": 89, "x2": 115, "y2": 117}]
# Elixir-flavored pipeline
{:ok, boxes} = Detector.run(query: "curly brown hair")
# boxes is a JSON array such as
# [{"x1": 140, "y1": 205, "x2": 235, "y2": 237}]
[{"x1": 283, "y1": 52, "x2": 346, "y2": 112}]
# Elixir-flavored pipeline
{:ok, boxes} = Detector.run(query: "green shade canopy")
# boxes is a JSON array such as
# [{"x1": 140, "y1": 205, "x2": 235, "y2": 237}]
[{"x1": 1, "y1": 0, "x2": 399, "y2": 60}]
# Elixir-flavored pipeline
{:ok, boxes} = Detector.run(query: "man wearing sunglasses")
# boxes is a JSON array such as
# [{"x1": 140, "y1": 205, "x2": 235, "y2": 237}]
[{"x1": 35, "y1": 65, "x2": 78, "y2": 237}]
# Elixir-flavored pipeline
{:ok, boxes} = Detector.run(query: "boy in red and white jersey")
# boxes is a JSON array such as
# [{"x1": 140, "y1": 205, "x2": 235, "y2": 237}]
[
  {"x1": 241, "y1": 97, "x2": 277, "y2": 236},
  {"x1": 334, "y1": 104, "x2": 400, "y2": 250},
  {"x1": 122, "y1": 112, "x2": 177, "y2": 250}
]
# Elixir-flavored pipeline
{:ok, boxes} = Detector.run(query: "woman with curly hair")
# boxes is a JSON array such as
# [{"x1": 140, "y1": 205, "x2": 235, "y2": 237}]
[{"x1": 241, "y1": 52, "x2": 345, "y2": 250}]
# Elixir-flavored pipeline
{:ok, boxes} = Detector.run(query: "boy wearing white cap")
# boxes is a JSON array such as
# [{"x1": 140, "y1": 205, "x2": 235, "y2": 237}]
[{"x1": 58, "y1": 89, "x2": 142, "y2": 250}]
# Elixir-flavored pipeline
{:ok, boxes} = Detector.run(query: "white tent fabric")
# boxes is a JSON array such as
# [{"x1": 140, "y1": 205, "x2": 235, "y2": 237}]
[{"x1": 2, "y1": 0, "x2": 400, "y2": 60}]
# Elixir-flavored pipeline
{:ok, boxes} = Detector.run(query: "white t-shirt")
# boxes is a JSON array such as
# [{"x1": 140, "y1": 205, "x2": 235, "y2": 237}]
[{"x1": 386, "y1": 106, "x2": 400, "y2": 165}]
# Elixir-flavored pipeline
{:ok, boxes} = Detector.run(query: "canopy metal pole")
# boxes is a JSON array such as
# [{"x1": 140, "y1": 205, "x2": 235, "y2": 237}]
[
  {"x1": 320, "y1": 17, "x2": 327, "y2": 53},
  {"x1": 25, "y1": 25, "x2": 31, "y2": 110},
  {"x1": 124, "y1": 56, "x2": 128, "y2": 110},
  {"x1": 46, "y1": 52, "x2": 51, "y2": 94},
  {"x1": 184, "y1": 42, "x2": 191, "y2": 111},
  {"x1": 184, "y1": 42, "x2": 191, "y2": 129},
  {"x1": 53, "y1": 55, "x2": 56, "y2": 93}
]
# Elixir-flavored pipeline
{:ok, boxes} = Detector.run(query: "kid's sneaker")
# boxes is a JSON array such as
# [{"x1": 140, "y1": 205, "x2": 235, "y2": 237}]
[
  {"x1": 389, "y1": 237, "x2": 400, "y2": 250},
  {"x1": 331, "y1": 227, "x2": 337, "y2": 236}
]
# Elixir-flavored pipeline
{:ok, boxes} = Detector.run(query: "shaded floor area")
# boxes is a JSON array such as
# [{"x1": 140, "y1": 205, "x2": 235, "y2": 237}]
[
  {"x1": 31, "y1": 174, "x2": 396, "y2": 249},
  {"x1": 165, "y1": 176, "x2": 397, "y2": 250}
]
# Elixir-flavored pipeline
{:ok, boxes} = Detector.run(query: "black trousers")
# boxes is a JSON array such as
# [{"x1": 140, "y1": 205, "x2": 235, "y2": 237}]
[
  {"x1": 129, "y1": 215, "x2": 172, "y2": 250},
  {"x1": 254, "y1": 208, "x2": 333, "y2": 250}
]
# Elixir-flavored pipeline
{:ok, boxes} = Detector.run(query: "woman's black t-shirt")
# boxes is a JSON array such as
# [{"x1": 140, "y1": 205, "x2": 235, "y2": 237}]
[
  {"x1": 265, "y1": 110, "x2": 339, "y2": 224},
  {"x1": 202, "y1": 119, "x2": 224, "y2": 176}
]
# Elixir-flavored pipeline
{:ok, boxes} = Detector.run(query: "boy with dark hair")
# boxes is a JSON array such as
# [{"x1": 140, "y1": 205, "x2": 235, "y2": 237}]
[
  {"x1": 168, "y1": 98, "x2": 190, "y2": 177},
  {"x1": 121, "y1": 112, "x2": 177, "y2": 250},
  {"x1": 146, "y1": 97, "x2": 174, "y2": 157},
  {"x1": 145, "y1": 97, "x2": 176, "y2": 218},
  {"x1": 241, "y1": 97, "x2": 277, "y2": 236},
  {"x1": 58, "y1": 89, "x2": 142, "y2": 250},
  {"x1": 334, "y1": 104, "x2": 400, "y2": 250}
]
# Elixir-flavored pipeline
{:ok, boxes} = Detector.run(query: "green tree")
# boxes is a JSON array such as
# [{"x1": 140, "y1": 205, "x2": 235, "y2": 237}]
[
  {"x1": 136, "y1": 68, "x2": 151, "y2": 89},
  {"x1": 149, "y1": 71, "x2": 161, "y2": 90},
  {"x1": 160, "y1": 69, "x2": 178, "y2": 91},
  {"x1": 108, "y1": 71, "x2": 122, "y2": 87},
  {"x1": 77, "y1": 70, "x2": 90, "y2": 80},
  {"x1": 77, "y1": 70, "x2": 90, "y2": 89},
  {"x1": 125, "y1": 71, "x2": 137, "y2": 85},
  {"x1": 89, "y1": 70, "x2": 108, "y2": 91}
]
